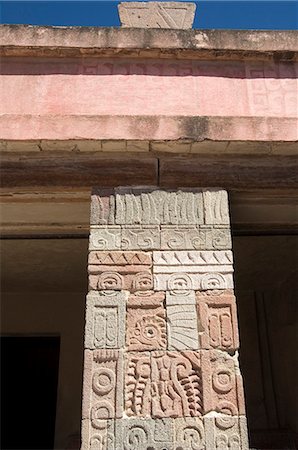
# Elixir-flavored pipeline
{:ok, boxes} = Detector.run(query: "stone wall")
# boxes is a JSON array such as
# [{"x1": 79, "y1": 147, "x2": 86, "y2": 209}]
[{"x1": 82, "y1": 187, "x2": 248, "y2": 449}]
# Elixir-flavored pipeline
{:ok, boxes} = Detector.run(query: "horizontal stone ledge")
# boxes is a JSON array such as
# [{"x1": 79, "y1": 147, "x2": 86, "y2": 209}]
[
  {"x1": 1, "y1": 139, "x2": 297, "y2": 155},
  {"x1": 1, "y1": 25, "x2": 297, "y2": 61},
  {"x1": 0, "y1": 115, "x2": 297, "y2": 141},
  {"x1": 1, "y1": 153, "x2": 297, "y2": 189}
]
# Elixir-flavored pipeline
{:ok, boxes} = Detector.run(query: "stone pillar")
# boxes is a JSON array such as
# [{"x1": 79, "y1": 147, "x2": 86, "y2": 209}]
[{"x1": 81, "y1": 187, "x2": 248, "y2": 450}]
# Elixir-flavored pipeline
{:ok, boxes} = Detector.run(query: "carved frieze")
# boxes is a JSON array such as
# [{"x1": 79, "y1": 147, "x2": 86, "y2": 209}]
[
  {"x1": 88, "y1": 250, "x2": 153, "y2": 291},
  {"x1": 154, "y1": 272, "x2": 234, "y2": 291}
]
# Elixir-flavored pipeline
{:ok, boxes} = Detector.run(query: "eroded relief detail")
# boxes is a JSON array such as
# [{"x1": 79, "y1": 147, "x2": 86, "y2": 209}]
[
  {"x1": 166, "y1": 291, "x2": 199, "y2": 350},
  {"x1": 127, "y1": 293, "x2": 167, "y2": 351},
  {"x1": 196, "y1": 290, "x2": 239, "y2": 350},
  {"x1": 85, "y1": 291, "x2": 127, "y2": 349},
  {"x1": 82, "y1": 350, "x2": 123, "y2": 423},
  {"x1": 83, "y1": 187, "x2": 247, "y2": 449}
]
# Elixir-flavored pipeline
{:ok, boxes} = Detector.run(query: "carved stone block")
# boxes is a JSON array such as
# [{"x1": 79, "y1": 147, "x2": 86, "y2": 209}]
[
  {"x1": 115, "y1": 418, "x2": 175, "y2": 450},
  {"x1": 89, "y1": 270, "x2": 153, "y2": 292},
  {"x1": 118, "y1": 2, "x2": 196, "y2": 29},
  {"x1": 201, "y1": 350, "x2": 246, "y2": 416},
  {"x1": 125, "y1": 352, "x2": 151, "y2": 417},
  {"x1": 126, "y1": 292, "x2": 167, "y2": 351},
  {"x1": 154, "y1": 272, "x2": 234, "y2": 291},
  {"x1": 81, "y1": 418, "x2": 115, "y2": 450},
  {"x1": 88, "y1": 250, "x2": 153, "y2": 291},
  {"x1": 202, "y1": 189, "x2": 230, "y2": 225},
  {"x1": 89, "y1": 250, "x2": 152, "y2": 266},
  {"x1": 160, "y1": 226, "x2": 232, "y2": 250},
  {"x1": 151, "y1": 351, "x2": 203, "y2": 418},
  {"x1": 196, "y1": 290, "x2": 239, "y2": 351},
  {"x1": 166, "y1": 291, "x2": 199, "y2": 350},
  {"x1": 90, "y1": 189, "x2": 114, "y2": 226},
  {"x1": 82, "y1": 350, "x2": 123, "y2": 421},
  {"x1": 175, "y1": 417, "x2": 205, "y2": 450},
  {"x1": 205, "y1": 415, "x2": 249, "y2": 450},
  {"x1": 153, "y1": 250, "x2": 233, "y2": 268},
  {"x1": 89, "y1": 227, "x2": 121, "y2": 251},
  {"x1": 121, "y1": 225, "x2": 160, "y2": 250},
  {"x1": 85, "y1": 291, "x2": 127, "y2": 349},
  {"x1": 114, "y1": 189, "x2": 204, "y2": 225}
]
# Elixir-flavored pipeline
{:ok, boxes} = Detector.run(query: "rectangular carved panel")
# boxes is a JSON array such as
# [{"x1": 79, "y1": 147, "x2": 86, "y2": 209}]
[
  {"x1": 166, "y1": 291, "x2": 199, "y2": 350},
  {"x1": 196, "y1": 290, "x2": 239, "y2": 351},
  {"x1": 85, "y1": 291, "x2": 127, "y2": 349},
  {"x1": 82, "y1": 350, "x2": 123, "y2": 421},
  {"x1": 126, "y1": 292, "x2": 167, "y2": 351}
]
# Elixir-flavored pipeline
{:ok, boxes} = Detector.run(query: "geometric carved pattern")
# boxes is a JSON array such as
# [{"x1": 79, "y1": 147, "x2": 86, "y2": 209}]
[
  {"x1": 82, "y1": 187, "x2": 248, "y2": 449},
  {"x1": 196, "y1": 290, "x2": 239, "y2": 351}
]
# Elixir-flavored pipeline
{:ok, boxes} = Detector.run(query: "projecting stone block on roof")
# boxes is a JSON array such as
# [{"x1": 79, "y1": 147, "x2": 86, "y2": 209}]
[{"x1": 118, "y1": 1, "x2": 196, "y2": 29}]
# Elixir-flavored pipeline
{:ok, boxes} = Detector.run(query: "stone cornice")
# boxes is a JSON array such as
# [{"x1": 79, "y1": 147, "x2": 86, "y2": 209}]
[{"x1": 1, "y1": 24, "x2": 297, "y2": 60}]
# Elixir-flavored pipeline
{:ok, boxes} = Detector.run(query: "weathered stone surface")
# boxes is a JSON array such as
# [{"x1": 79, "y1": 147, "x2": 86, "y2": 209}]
[
  {"x1": 89, "y1": 250, "x2": 152, "y2": 266},
  {"x1": 114, "y1": 189, "x2": 204, "y2": 225},
  {"x1": 153, "y1": 250, "x2": 233, "y2": 267},
  {"x1": 85, "y1": 291, "x2": 127, "y2": 349},
  {"x1": 160, "y1": 226, "x2": 232, "y2": 250},
  {"x1": 196, "y1": 290, "x2": 239, "y2": 350},
  {"x1": 154, "y1": 272, "x2": 234, "y2": 291},
  {"x1": 82, "y1": 350, "x2": 123, "y2": 421},
  {"x1": 202, "y1": 350, "x2": 246, "y2": 416},
  {"x1": 151, "y1": 351, "x2": 203, "y2": 418},
  {"x1": 115, "y1": 418, "x2": 175, "y2": 450},
  {"x1": 81, "y1": 418, "x2": 115, "y2": 450},
  {"x1": 88, "y1": 250, "x2": 153, "y2": 290},
  {"x1": 121, "y1": 225, "x2": 160, "y2": 250},
  {"x1": 89, "y1": 270, "x2": 153, "y2": 292},
  {"x1": 84, "y1": 187, "x2": 247, "y2": 446},
  {"x1": 166, "y1": 291, "x2": 199, "y2": 350},
  {"x1": 89, "y1": 227, "x2": 121, "y2": 251},
  {"x1": 175, "y1": 417, "x2": 205, "y2": 449},
  {"x1": 127, "y1": 292, "x2": 167, "y2": 351},
  {"x1": 205, "y1": 415, "x2": 249, "y2": 450},
  {"x1": 203, "y1": 189, "x2": 230, "y2": 225},
  {"x1": 90, "y1": 190, "x2": 114, "y2": 226},
  {"x1": 125, "y1": 352, "x2": 151, "y2": 417},
  {"x1": 118, "y1": 2, "x2": 196, "y2": 29}
]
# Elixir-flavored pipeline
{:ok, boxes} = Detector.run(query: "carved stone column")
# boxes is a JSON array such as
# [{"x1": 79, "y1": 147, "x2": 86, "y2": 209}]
[{"x1": 81, "y1": 187, "x2": 248, "y2": 450}]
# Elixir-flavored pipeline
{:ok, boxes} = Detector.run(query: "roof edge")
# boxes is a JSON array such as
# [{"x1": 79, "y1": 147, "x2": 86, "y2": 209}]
[{"x1": 1, "y1": 24, "x2": 297, "y2": 60}]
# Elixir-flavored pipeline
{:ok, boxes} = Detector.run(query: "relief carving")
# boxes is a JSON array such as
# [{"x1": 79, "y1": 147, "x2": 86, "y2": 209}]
[
  {"x1": 126, "y1": 352, "x2": 151, "y2": 417},
  {"x1": 114, "y1": 190, "x2": 204, "y2": 226},
  {"x1": 196, "y1": 290, "x2": 239, "y2": 351},
  {"x1": 151, "y1": 351, "x2": 203, "y2": 418},
  {"x1": 115, "y1": 418, "x2": 174, "y2": 450},
  {"x1": 205, "y1": 416, "x2": 249, "y2": 450},
  {"x1": 166, "y1": 291, "x2": 199, "y2": 351},
  {"x1": 85, "y1": 292, "x2": 127, "y2": 349},
  {"x1": 203, "y1": 190, "x2": 230, "y2": 225},
  {"x1": 127, "y1": 293, "x2": 167, "y2": 351},
  {"x1": 82, "y1": 350, "x2": 123, "y2": 422},
  {"x1": 175, "y1": 418, "x2": 205, "y2": 450}
]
